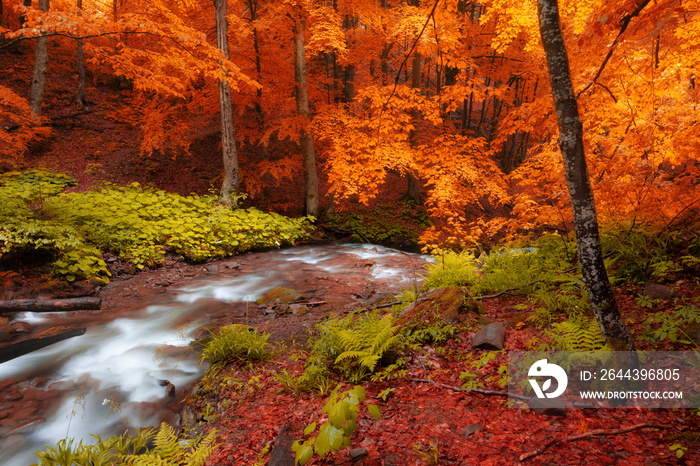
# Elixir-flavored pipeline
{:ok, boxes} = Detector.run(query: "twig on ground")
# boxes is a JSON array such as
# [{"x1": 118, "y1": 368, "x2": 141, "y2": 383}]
[
  {"x1": 474, "y1": 280, "x2": 542, "y2": 300},
  {"x1": 519, "y1": 423, "x2": 674, "y2": 461},
  {"x1": 408, "y1": 377, "x2": 530, "y2": 401}
]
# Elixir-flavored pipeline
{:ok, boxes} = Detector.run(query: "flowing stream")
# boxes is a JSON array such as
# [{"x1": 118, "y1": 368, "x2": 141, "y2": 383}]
[{"x1": 0, "y1": 244, "x2": 429, "y2": 466}]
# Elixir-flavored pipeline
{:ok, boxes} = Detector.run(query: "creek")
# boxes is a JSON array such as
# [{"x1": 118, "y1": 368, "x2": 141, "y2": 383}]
[{"x1": 0, "y1": 244, "x2": 429, "y2": 466}]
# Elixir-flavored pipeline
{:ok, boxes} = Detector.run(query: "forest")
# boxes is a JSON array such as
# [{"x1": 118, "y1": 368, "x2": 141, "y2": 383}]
[{"x1": 1, "y1": 0, "x2": 700, "y2": 464}]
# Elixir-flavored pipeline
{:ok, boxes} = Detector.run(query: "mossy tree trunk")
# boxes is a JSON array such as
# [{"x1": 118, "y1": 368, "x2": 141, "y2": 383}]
[{"x1": 537, "y1": 0, "x2": 634, "y2": 350}]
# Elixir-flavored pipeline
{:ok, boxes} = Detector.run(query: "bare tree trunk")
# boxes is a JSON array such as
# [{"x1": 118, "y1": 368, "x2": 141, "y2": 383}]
[
  {"x1": 29, "y1": 0, "x2": 49, "y2": 116},
  {"x1": 537, "y1": 0, "x2": 634, "y2": 350},
  {"x1": 76, "y1": 0, "x2": 85, "y2": 108},
  {"x1": 405, "y1": 49, "x2": 422, "y2": 204},
  {"x1": 214, "y1": 0, "x2": 241, "y2": 206},
  {"x1": 0, "y1": 0, "x2": 5, "y2": 28},
  {"x1": 293, "y1": 18, "x2": 319, "y2": 217}
]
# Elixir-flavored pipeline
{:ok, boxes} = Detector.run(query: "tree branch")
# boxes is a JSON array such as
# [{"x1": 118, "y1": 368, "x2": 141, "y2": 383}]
[
  {"x1": 408, "y1": 377, "x2": 530, "y2": 401},
  {"x1": 519, "y1": 423, "x2": 674, "y2": 461},
  {"x1": 576, "y1": 0, "x2": 653, "y2": 99}
]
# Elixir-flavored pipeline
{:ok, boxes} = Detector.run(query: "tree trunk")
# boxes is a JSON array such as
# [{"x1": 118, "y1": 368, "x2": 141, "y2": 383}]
[
  {"x1": 0, "y1": 0, "x2": 5, "y2": 28},
  {"x1": 293, "y1": 18, "x2": 319, "y2": 217},
  {"x1": 214, "y1": 0, "x2": 241, "y2": 207},
  {"x1": 29, "y1": 0, "x2": 50, "y2": 116},
  {"x1": 405, "y1": 50, "x2": 423, "y2": 204},
  {"x1": 536, "y1": 0, "x2": 634, "y2": 350},
  {"x1": 76, "y1": 0, "x2": 85, "y2": 108},
  {"x1": 0, "y1": 297, "x2": 101, "y2": 313}
]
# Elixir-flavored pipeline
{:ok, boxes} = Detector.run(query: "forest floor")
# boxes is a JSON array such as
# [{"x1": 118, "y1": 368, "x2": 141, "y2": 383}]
[{"x1": 186, "y1": 277, "x2": 700, "y2": 466}]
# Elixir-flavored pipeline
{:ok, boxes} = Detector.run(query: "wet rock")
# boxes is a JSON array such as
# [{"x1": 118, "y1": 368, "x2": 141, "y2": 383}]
[
  {"x1": 165, "y1": 383, "x2": 176, "y2": 399},
  {"x1": 9, "y1": 416, "x2": 46, "y2": 434},
  {"x1": 10, "y1": 321, "x2": 32, "y2": 335},
  {"x1": 472, "y1": 322, "x2": 506, "y2": 350},
  {"x1": 30, "y1": 377, "x2": 51, "y2": 388},
  {"x1": 47, "y1": 380, "x2": 76, "y2": 392},
  {"x1": 224, "y1": 262, "x2": 240, "y2": 270},
  {"x1": 528, "y1": 397, "x2": 566, "y2": 416},
  {"x1": 204, "y1": 264, "x2": 219, "y2": 273},
  {"x1": 21, "y1": 387, "x2": 59, "y2": 403},
  {"x1": 644, "y1": 282, "x2": 673, "y2": 300},
  {"x1": 256, "y1": 287, "x2": 304, "y2": 305}
]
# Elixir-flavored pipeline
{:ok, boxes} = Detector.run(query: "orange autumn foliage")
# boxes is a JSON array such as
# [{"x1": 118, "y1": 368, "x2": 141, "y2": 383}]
[{"x1": 1, "y1": 0, "x2": 698, "y2": 247}]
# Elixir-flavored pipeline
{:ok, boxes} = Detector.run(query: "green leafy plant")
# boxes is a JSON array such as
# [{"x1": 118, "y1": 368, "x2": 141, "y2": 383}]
[
  {"x1": 33, "y1": 423, "x2": 216, "y2": 466},
  {"x1": 459, "y1": 351, "x2": 506, "y2": 391},
  {"x1": 199, "y1": 324, "x2": 271, "y2": 369},
  {"x1": 669, "y1": 443, "x2": 687, "y2": 459},
  {"x1": 1, "y1": 170, "x2": 311, "y2": 282},
  {"x1": 601, "y1": 225, "x2": 683, "y2": 284},
  {"x1": 310, "y1": 312, "x2": 403, "y2": 383},
  {"x1": 422, "y1": 250, "x2": 479, "y2": 289},
  {"x1": 547, "y1": 318, "x2": 606, "y2": 351},
  {"x1": 413, "y1": 441, "x2": 440, "y2": 465},
  {"x1": 640, "y1": 305, "x2": 700, "y2": 347},
  {"x1": 291, "y1": 385, "x2": 381, "y2": 466}
]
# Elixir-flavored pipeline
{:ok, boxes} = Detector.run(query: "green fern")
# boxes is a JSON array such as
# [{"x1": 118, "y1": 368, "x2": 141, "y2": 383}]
[
  {"x1": 335, "y1": 314, "x2": 400, "y2": 372},
  {"x1": 311, "y1": 312, "x2": 403, "y2": 383},
  {"x1": 34, "y1": 423, "x2": 216, "y2": 466},
  {"x1": 549, "y1": 319, "x2": 606, "y2": 351}
]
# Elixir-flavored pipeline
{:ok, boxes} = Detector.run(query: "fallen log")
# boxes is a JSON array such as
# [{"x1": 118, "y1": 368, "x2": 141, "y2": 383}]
[
  {"x1": 0, "y1": 327, "x2": 86, "y2": 363},
  {"x1": 0, "y1": 297, "x2": 101, "y2": 313}
]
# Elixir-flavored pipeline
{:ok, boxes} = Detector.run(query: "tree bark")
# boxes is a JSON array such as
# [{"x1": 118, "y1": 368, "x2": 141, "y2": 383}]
[
  {"x1": 405, "y1": 49, "x2": 423, "y2": 205},
  {"x1": 0, "y1": 297, "x2": 101, "y2": 313},
  {"x1": 29, "y1": 0, "x2": 50, "y2": 117},
  {"x1": 214, "y1": 0, "x2": 241, "y2": 207},
  {"x1": 293, "y1": 18, "x2": 319, "y2": 217},
  {"x1": 536, "y1": 0, "x2": 634, "y2": 350}
]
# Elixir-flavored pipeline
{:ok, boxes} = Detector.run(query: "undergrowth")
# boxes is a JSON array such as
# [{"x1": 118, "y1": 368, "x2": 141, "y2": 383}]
[
  {"x1": 33, "y1": 422, "x2": 216, "y2": 466},
  {"x1": 327, "y1": 201, "x2": 431, "y2": 249},
  {"x1": 0, "y1": 170, "x2": 312, "y2": 282}
]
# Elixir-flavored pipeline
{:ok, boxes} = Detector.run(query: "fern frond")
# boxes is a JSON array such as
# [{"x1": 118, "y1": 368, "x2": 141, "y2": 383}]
[{"x1": 551, "y1": 319, "x2": 605, "y2": 351}]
